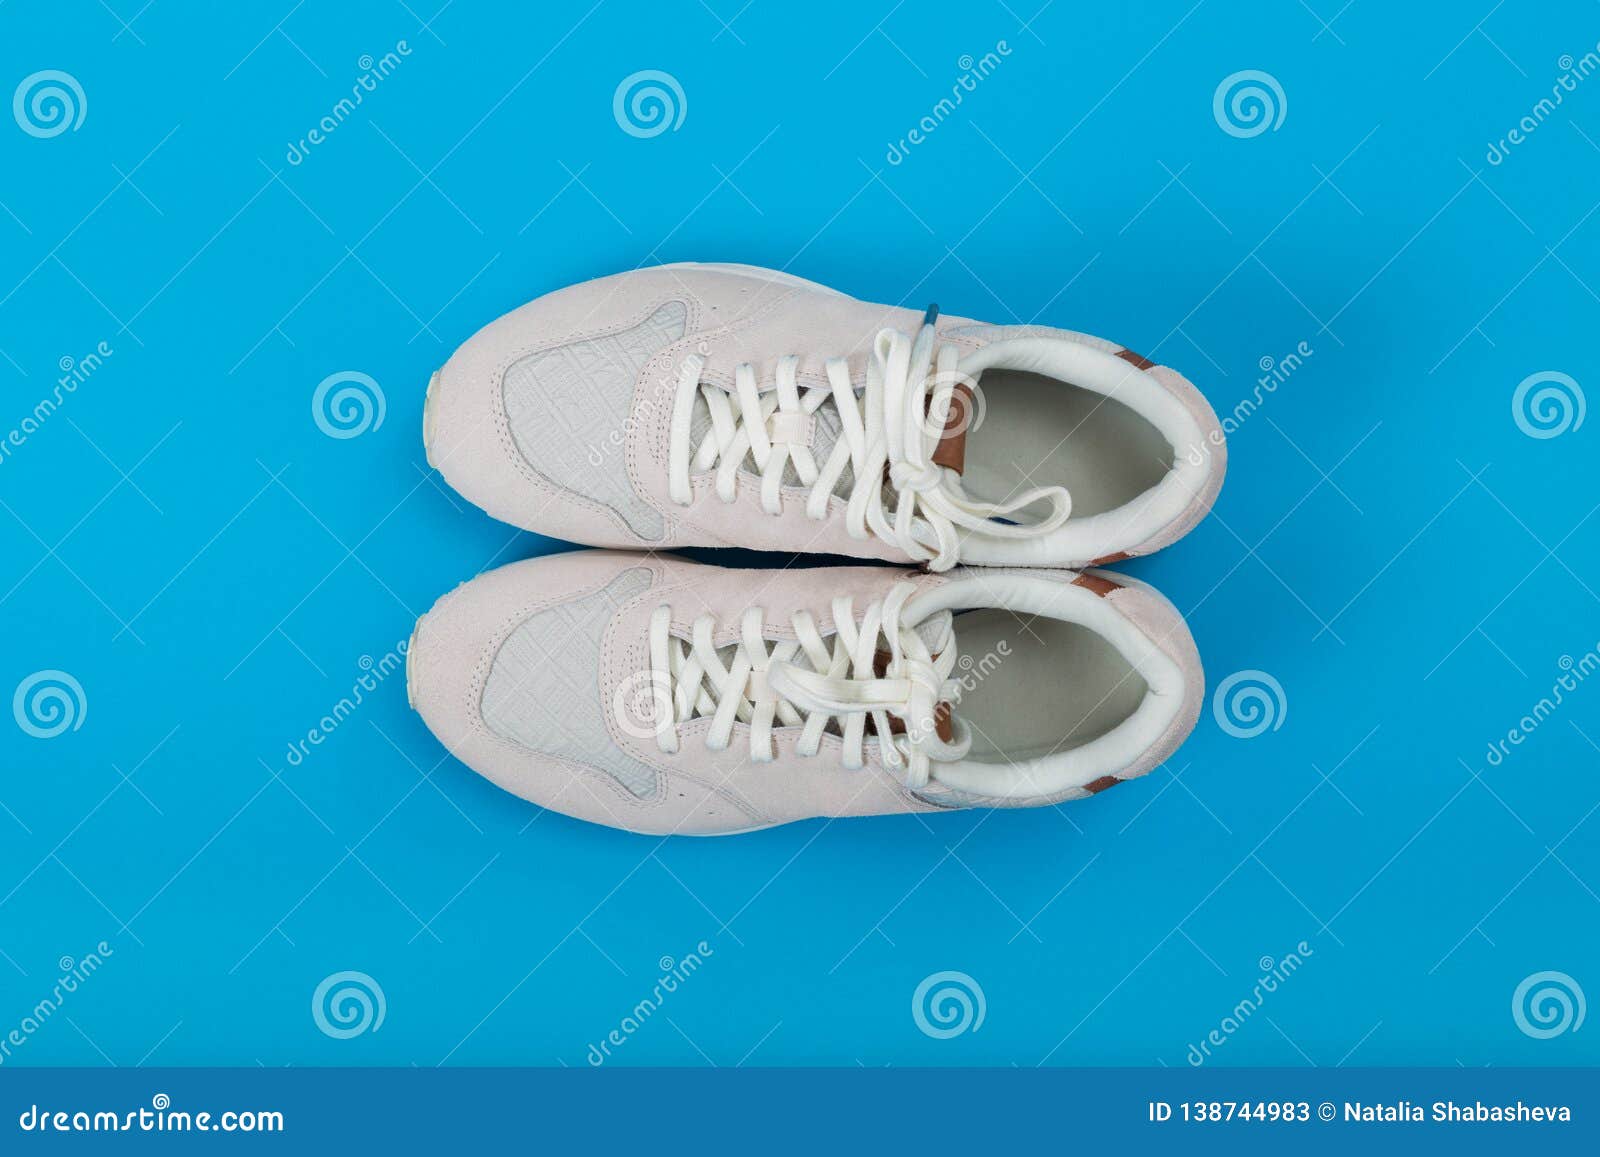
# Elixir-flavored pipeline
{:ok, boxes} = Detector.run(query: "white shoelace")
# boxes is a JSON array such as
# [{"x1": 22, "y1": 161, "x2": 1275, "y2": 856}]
[
  {"x1": 645, "y1": 582, "x2": 971, "y2": 788},
  {"x1": 666, "y1": 309, "x2": 1073, "y2": 570}
]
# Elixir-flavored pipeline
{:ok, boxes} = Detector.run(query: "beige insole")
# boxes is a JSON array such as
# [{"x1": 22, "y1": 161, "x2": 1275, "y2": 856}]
[
  {"x1": 954, "y1": 608, "x2": 1149, "y2": 764},
  {"x1": 963, "y1": 370, "x2": 1173, "y2": 519}
]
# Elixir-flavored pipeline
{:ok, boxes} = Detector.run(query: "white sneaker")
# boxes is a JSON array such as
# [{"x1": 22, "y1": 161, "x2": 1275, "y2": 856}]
[
  {"x1": 406, "y1": 550, "x2": 1204, "y2": 835},
  {"x1": 424, "y1": 263, "x2": 1226, "y2": 570}
]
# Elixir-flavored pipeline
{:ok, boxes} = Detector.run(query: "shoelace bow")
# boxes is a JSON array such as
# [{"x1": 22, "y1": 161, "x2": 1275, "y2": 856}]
[
  {"x1": 644, "y1": 582, "x2": 972, "y2": 788},
  {"x1": 667, "y1": 307, "x2": 1073, "y2": 571}
]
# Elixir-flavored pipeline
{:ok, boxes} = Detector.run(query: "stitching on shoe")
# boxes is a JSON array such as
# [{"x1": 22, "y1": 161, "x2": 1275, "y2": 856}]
[{"x1": 485, "y1": 295, "x2": 700, "y2": 542}]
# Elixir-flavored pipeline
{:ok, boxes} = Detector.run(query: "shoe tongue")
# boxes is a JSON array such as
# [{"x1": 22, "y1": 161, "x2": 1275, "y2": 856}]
[{"x1": 906, "y1": 610, "x2": 949, "y2": 651}]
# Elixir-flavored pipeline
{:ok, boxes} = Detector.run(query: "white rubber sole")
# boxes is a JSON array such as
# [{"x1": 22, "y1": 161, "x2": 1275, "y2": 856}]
[
  {"x1": 422, "y1": 371, "x2": 440, "y2": 470},
  {"x1": 678, "y1": 820, "x2": 781, "y2": 837},
  {"x1": 405, "y1": 619, "x2": 421, "y2": 709}
]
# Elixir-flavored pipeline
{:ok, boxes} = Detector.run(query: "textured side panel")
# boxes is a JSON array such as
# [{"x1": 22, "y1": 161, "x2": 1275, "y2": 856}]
[
  {"x1": 480, "y1": 569, "x2": 659, "y2": 798},
  {"x1": 502, "y1": 301, "x2": 687, "y2": 539}
]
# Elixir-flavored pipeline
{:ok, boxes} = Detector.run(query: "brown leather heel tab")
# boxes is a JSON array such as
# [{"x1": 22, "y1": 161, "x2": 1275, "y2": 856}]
[
  {"x1": 1072, "y1": 573, "x2": 1121, "y2": 598},
  {"x1": 930, "y1": 382, "x2": 976, "y2": 474}
]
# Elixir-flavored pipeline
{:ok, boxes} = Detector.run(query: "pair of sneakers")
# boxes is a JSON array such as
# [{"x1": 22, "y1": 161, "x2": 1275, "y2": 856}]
[{"x1": 407, "y1": 263, "x2": 1226, "y2": 835}]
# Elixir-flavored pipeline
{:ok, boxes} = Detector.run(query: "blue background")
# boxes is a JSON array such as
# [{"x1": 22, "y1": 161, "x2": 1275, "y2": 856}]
[{"x1": 0, "y1": 0, "x2": 1596, "y2": 1069}]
